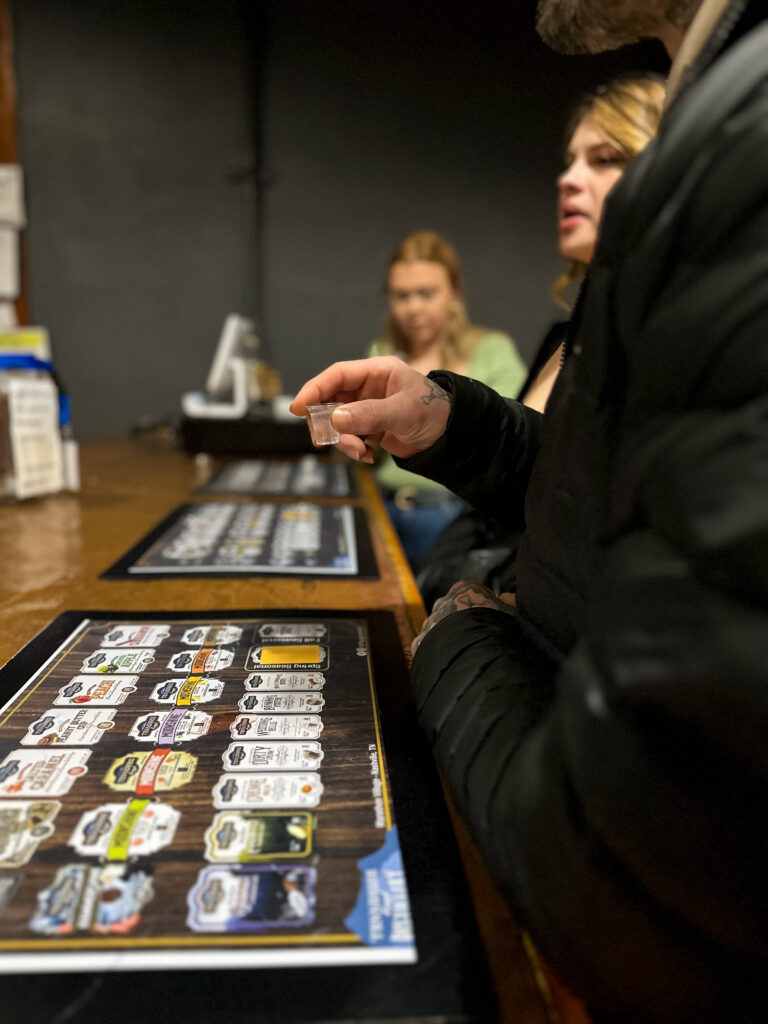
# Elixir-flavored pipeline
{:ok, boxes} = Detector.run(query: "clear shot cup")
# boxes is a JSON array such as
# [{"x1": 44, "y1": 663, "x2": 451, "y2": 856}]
[{"x1": 306, "y1": 403, "x2": 343, "y2": 446}]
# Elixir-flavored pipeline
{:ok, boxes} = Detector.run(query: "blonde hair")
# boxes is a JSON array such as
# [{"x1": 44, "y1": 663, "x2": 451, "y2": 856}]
[
  {"x1": 553, "y1": 73, "x2": 666, "y2": 308},
  {"x1": 381, "y1": 230, "x2": 484, "y2": 371}
]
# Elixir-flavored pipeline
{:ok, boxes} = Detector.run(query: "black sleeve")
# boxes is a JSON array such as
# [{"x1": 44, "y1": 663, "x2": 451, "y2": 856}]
[{"x1": 394, "y1": 371, "x2": 544, "y2": 529}]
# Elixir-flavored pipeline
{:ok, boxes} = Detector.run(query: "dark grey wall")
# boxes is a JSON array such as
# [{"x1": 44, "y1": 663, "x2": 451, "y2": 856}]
[
  {"x1": 262, "y1": 1, "x2": 667, "y2": 390},
  {"x1": 13, "y1": 0, "x2": 258, "y2": 441},
  {"x1": 12, "y1": 1, "x2": 667, "y2": 440}
]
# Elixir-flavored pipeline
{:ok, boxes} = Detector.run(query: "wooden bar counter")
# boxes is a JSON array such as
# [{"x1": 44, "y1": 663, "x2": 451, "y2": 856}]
[{"x1": 0, "y1": 435, "x2": 590, "y2": 1024}]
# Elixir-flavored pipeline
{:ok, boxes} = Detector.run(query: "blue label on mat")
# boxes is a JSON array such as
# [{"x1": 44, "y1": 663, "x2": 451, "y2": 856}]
[{"x1": 344, "y1": 826, "x2": 414, "y2": 947}]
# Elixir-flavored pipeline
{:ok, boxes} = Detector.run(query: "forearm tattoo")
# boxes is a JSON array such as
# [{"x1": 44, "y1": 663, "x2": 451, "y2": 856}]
[
  {"x1": 420, "y1": 379, "x2": 450, "y2": 406},
  {"x1": 412, "y1": 581, "x2": 513, "y2": 655}
]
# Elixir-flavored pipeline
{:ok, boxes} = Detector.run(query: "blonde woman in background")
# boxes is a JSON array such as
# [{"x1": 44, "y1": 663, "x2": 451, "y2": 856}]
[
  {"x1": 522, "y1": 72, "x2": 666, "y2": 412},
  {"x1": 368, "y1": 229, "x2": 527, "y2": 569},
  {"x1": 417, "y1": 74, "x2": 666, "y2": 607}
]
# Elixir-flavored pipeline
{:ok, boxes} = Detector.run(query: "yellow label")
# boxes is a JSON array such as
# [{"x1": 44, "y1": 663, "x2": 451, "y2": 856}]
[
  {"x1": 106, "y1": 798, "x2": 149, "y2": 860},
  {"x1": 260, "y1": 645, "x2": 321, "y2": 665},
  {"x1": 177, "y1": 677, "x2": 200, "y2": 706}
]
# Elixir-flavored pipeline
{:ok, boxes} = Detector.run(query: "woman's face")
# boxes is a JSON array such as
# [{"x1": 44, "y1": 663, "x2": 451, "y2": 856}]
[
  {"x1": 557, "y1": 114, "x2": 628, "y2": 265},
  {"x1": 387, "y1": 260, "x2": 456, "y2": 350}
]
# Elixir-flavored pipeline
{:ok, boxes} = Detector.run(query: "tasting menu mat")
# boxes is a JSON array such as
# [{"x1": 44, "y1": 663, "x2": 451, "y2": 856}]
[
  {"x1": 0, "y1": 611, "x2": 494, "y2": 1024},
  {"x1": 200, "y1": 457, "x2": 355, "y2": 498},
  {"x1": 101, "y1": 502, "x2": 378, "y2": 580}
]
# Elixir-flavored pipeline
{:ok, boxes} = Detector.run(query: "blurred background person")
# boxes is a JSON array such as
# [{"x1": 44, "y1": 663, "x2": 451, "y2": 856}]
[
  {"x1": 417, "y1": 74, "x2": 666, "y2": 607},
  {"x1": 367, "y1": 229, "x2": 527, "y2": 569}
]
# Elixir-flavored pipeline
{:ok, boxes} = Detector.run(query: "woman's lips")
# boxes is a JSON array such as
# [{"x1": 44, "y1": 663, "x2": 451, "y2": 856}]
[{"x1": 559, "y1": 212, "x2": 587, "y2": 230}]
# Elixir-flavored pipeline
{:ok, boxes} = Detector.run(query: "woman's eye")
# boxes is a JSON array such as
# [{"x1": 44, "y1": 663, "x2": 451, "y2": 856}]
[{"x1": 594, "y1": 152, "x2": 625, "y2": 167}]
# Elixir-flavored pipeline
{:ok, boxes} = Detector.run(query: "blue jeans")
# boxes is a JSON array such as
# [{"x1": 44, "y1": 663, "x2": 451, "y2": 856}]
[{"x1": 385, "y1": 496, "x2": 464, "y2": 571}]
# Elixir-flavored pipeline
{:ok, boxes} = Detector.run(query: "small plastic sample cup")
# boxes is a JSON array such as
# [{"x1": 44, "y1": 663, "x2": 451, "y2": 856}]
[{"x1": 306, "y1": 403, "x2": 343, "y2": 446}]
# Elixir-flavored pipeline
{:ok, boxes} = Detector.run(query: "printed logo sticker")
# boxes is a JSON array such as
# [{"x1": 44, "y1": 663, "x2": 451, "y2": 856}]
[
  {"x1": 180, "y1": 624, "x2": 243, "y2": 647},
  {"x1": 100, "y1": 624, "x2": 170, "y2": 648},
  {"x1": 237, "y1": 691, "x2": 325, "y2": 714},
  {"x1": 103, "y1": 749, "x2": 198, "y2": 794},
  {"x1": 203, "y1": 811, "x2": 316, "y2": 862},
  {"x1": 230, "y1": 714, "x2": 323, "y2": 740},
  {"x1": 81, "y1": 649, "x2": 155, "y2": 674},
  {"x1": 243, "y1": 671, "x2": 325, "y2": 691},
  {"x1": 21, "y1": 708, "x2": 115, "y2": 746},
  {"x1": 0, "y1": 749, "x2": 90, "y2": 797},
  {"x1": 68, "y1": 799, "x2": 180, "y2": 859},
  {"x1": 167, "y1": 648, "x2": 234, "y2": 674},
  {"x1": 256, "y1": 623, "x2": 326, "y2": 641},
  {"x1": 54, "y1": 675, "x2": 138, "y2": 707},
  {"x1": 150, "y1": 676, "x2": 224, "y2": 706},
  {"x1": 129, "y1": 709, "x2": 211, "y2": 744},
  {"x1": 212, "y1": 773, "x2": 323, "y2": 809},
  {"x1": 222, "y1": 742, "x2": 324, "y2": 772},
  {"x1": 29, "y1": 863, "x2": 154, "y2": 935},
  {"x1": 344, "y1": 827, "x2": 415, "y2": 948},
  {"x1": 0, "y1": 800, "x2": 61, "y2": 867},
  {"x1": 186, "y1": 865, "x2": 315, "y2": 932},
  {"x1": 245, "y1": 645, "x2": 328, "y2": 671}
]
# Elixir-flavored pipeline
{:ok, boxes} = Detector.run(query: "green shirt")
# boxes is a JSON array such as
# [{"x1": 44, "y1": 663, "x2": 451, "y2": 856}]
[{"x1": 367, "y1": 331, "x2": 527, "y2": 494}]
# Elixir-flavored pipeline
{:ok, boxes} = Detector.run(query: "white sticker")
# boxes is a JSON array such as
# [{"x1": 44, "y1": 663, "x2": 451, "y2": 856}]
[
  {"x1": 100, "y1": 624, "x2": 170, "y2": 648},
  {"x1": 21, "y1": 708, "x2": 115, "y2": 746},
  {"x1": 54, "y1": 675, "x2": 138, "y2": 707},
  {"x1": 230, "y1": 714, "x2": 323, "y2": 740},
  {"x1": 237, "y1": 691, "x2": 325, "y2": 713},
  {"x1": 222, "y1": 742, "x2": 324, "y2": 772},
  {"x1": 0, "y1": 749, "x2": 90, "y2": 797},
  {"x1": 212, "y1": 773, "x2": 323, "y2": 809},
  {"x1": 243, "y1": 672, "x2": 325, "y2": 691},
  {"x1": 257, "y1": 623, "x2": 326, "y2": 640},
  {"x1": 81, "y1": 649, "x2": 155, "y2": 674},
  {"x1": 68, "y1": 800, "x2": 180, "y2": 859},
  {"x1": 150, "y1": 676, "x2": 224, "y2": 706},
  {"x1": 180, "y1": 625, "x2": 243, "y2": 646},
  {"x1": 129, "y1": 709, "x2": 211, "y2": 744}
]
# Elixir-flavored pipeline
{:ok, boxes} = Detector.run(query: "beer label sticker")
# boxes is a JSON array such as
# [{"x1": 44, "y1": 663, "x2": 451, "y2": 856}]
[
  {"x1": 222, "y1": 742, "x2": 324, "y2": 772},
  {"x1": 181, "y1": 625, "x2": 243, "y2": 647},
  {"x1": 29, "y1": 863, "x2": 154, "y2": 935},
  {"x1": 186, "y1": 865, "x2": 315, "y2": 932},
  {"x1": 150, "y1": 676, "x2": 224, "y2": 706},
  {"x1": 0, "y1": 749, "x2": 90, "y2": 797},
  {"x1": 81, "y1": 649, "x2": 155, "y2": 674},
  {"x1": 54, "y1": 675, "x2": 138, "y2": 707},
  {"x1": 167, "y1": 648, "x2": 234, "y2": 674},
  {"x1": 245, "y1": 645, "x2": 328, "y2": 671},
  {"x1": 129, "y1": 709, "x2": 211, "y2": 744},
  {"x1": 0, "y1": 799, "x2": 61, "y2": 867},
  {"x1": 21, "y1": 708, "x2": 116, "y2": 746},
  {"x1": 203, "y1": 811, "x2": 315, "y2": 862},
  {"x1": 230, "y1": 714, "x2": 323, "y2": 740},
  {"x1": 243, "y1": 672, "x2": 325, "y2": 692},
  {"x1": 212, "y1": 773, "x2": 323, "y2": 809},
  {"x1": 68, "y1": 799, "x2": 180, "y2": 859},
  {"x1": 257, "y1": 623, "x2": 326, "y2": 641},
  {"x1": 100, "y1": 625, "x2": 170, "y2": 648},
  {"x1": 237, "y1": 692, "x2": 325, "y2": 714},
  {"x1": 103, "y1": 749, "x2": 198, "y2": 794}
]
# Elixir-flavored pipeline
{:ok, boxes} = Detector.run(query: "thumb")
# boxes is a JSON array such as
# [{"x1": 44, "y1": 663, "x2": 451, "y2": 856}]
[{"x1": 331, "y1": 398, "x2": 397, "y2": 438}]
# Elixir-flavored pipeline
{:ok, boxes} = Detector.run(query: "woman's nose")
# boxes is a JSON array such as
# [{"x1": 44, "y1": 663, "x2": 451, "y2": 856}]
[{"x1": 558, "y1": 161, "x2": 585, "y2": 193}]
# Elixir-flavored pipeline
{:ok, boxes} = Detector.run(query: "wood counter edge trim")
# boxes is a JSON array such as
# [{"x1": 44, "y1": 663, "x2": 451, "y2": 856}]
[
  {"x1": 356, "y1": 465, "x2": 425, "y2": 638},
  {"x1": 522, "y1": 932, "x2": 594, "y2": 1024}
]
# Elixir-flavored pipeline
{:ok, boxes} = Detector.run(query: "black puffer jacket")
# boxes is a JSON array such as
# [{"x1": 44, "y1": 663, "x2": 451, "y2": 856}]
[{"x1": 400, "y1": 5, "x2": 768, "y2": 1022}]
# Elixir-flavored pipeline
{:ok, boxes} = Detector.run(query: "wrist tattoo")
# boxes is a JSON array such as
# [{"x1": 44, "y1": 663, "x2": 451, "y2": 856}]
[{"x1": 420, "y1": 379, "x2": 450, "y2": 407}]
